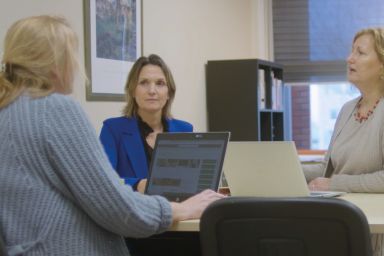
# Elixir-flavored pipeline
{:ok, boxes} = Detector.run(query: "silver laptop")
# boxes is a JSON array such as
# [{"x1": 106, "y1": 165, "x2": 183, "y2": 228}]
[
  {"x1": 223, "y1": 141, "x2": 344, "y2": 198},
  {"x1": 145, "y1": 132, "x2": 230, "y2": 202}
]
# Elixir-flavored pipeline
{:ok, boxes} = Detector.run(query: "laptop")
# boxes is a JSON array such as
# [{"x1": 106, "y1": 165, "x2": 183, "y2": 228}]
[
  {"x1": 223, "y1": 141, "x2": 344, "y2": 198},
  {"x1": 145, "y1": 132, "x2": 230, "y2": 202}
]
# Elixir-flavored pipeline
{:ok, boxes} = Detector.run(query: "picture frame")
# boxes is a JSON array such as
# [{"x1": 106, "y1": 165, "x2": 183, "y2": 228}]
[{"x1": 84, "y1": 0, "x2": 142, "y2": 101}]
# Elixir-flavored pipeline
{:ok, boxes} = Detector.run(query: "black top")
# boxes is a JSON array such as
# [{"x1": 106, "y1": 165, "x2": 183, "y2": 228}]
[{"x1": 134, "y1": 115, "x2": 168, "y2": 189}]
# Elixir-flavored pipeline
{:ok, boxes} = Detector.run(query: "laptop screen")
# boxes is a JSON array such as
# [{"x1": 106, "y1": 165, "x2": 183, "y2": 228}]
[{"x1": 145, "y1": 132, "x2": 230, "y2": 202}]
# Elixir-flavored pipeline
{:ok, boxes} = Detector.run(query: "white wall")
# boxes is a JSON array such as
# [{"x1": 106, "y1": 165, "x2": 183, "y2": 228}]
[{"x1": 0, "y1": 0, "x2": 271, "y2": 133}]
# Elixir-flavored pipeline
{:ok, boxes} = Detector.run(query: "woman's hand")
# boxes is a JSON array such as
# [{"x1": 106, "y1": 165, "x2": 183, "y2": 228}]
[
  {"x1": 137, "y1": 179, "x2": 147, "y2": 193},
  {"x1": 308, "y1": 177, "x2": 331, "y2": 191},
  {"x1": 170, "y1": 189, "x2": 225, "y2": 222}
]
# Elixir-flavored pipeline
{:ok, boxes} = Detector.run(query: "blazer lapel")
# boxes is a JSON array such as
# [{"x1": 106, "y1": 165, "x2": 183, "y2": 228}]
[{"x1": 121, "y1": 118, "x2": 148, "y2": 178}]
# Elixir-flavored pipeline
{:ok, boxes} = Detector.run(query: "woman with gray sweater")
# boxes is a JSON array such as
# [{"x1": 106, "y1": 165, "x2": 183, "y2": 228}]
[
  {"x1": 0, "y1": 15, "x2": 224, "y2": 256},
  {"x1": 303, "y1": 27, "x2": 384, "y2": 256}
]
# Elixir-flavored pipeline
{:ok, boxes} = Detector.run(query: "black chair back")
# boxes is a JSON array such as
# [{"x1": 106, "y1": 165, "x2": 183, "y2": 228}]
[
  {"x1": 200, "y1": 197, "x2": 372, "y2": 256},
  {"x1": 0, "y1": 231, "x2": 7, "y2": 256}
]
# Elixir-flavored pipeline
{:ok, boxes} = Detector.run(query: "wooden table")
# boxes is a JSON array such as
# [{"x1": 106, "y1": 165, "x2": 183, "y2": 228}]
[{"x1": 170, "y1": 193, "x2": 384, "y2": 234}]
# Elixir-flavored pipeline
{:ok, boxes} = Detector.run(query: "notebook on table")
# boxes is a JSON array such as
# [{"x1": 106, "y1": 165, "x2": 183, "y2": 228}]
[
  {"x1": 223, "y1": 141, "x2": 345, "y2": 198},
  {"x1": 145, "y1": 132, "x2": 230, "y2": 202}
]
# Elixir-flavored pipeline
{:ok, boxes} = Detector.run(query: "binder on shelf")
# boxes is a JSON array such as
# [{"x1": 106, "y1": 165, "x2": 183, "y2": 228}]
[
  {"x1": 275, "y1": 77, "x2": 283, "y2": 110},
  {"x1": 258, "y1": 69, "x2": 266, "y2": 109},
  {"x1": 271, "y1": 70, "x2": 283, "y2": 110},
  {"x1": 271, "y1": 71, "x2": 276, "y2": 110}
]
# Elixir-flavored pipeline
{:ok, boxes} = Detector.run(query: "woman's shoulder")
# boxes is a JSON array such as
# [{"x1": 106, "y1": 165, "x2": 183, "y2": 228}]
[
  {"x1": 42, "y1": 94, "x2": 92, "y2": 125},
  {"x1": 103, "y1": 116, "x2": 136, "y2": 126},
  {"x1": 102, "y1": 116, "x2": 139, "y2": 135},
  {"x1": 169, "y1": 118, "x2": 192, "y2": 125},
  {"x1": 37, "y1": 94, "x2": 96, "y2": 138},
  {"x1": 44, "y1": 93, "x2": 82, "y2": 111},
  {"x1": 17, "y1": 93, "x2": 84, "y2": 120},
  {"x1": 339, "y1": 96, "x2": 360, "y2": 114},
  {"x1": 344, "y1": 96, "x2": 360, "y2": 107},
  {"x1": 167, "y1": 118, "x2": 193, "y2": 131}
]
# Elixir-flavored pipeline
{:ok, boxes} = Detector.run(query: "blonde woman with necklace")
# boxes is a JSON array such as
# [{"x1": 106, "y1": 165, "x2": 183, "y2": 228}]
[{"x1": 303, "y1": 27, "x2": 384, "y2": 256}]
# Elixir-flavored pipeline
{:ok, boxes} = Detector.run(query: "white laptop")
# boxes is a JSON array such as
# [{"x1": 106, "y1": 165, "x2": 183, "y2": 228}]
[{"x1": 223, "y1": 141, "x2": 344, "y2": 198}]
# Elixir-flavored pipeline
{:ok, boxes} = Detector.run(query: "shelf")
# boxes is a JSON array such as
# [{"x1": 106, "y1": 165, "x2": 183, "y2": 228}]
[{"x1": 206, "y1": 59, "x2": 285, "y2": 141}]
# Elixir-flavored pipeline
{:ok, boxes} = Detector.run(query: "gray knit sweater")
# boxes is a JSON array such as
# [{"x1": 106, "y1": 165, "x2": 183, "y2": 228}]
[{"x1": 0, "y1": 93, "x2": 172, "y2": 256}]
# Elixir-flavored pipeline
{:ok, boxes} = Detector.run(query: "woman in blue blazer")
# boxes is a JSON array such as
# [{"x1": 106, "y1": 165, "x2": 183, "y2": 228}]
[{"x1": 100, "y1": 54, "x2": 193, "y2": 192}]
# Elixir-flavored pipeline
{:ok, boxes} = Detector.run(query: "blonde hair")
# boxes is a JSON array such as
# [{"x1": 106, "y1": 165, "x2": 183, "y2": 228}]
[
  {"x1": 0, "y1": 15, "x2": 80, "y2": 108},
  {"x1": 354, "y1": 27, "x2": 384, "y2": 65},
  {"x1": 122, "y1": 54, "x2": 176, "y2": 118}
]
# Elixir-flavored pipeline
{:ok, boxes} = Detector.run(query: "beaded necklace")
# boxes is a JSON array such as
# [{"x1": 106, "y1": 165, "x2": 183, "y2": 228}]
[{"x1": 354, "y1": 97, "x2": 382, "y2": 123}]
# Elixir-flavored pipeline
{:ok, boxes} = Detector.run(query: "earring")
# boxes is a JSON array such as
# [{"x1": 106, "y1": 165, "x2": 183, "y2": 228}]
[
  {"x1": 0, "y1": 63, "x2": 5, "y2": 73},
  {"x1": 380, "y1": 65, "x2": 384, "y2": 80},
  {"x1": 0, "y1": 51, "x2": 5, "y2": 74}
]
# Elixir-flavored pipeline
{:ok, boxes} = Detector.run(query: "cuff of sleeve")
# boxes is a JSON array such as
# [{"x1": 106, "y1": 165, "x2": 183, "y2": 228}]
[
  {"x1": 329, "y1": 174, "x2": 358, "y2": 192},
  {"x1": 153, "y1": 195, "x2": 173, "y2": 233}
]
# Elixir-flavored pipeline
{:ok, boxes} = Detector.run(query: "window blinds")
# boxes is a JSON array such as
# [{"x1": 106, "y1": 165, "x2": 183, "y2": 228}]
[{"x1": 272, "y1": 0, "x2": 384, "y2": 83}]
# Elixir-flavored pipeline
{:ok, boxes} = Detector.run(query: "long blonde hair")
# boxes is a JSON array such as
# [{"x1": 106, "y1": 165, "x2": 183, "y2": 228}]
[{"x1": 0, "y1": 15, "x2": 80, "y2": 108}]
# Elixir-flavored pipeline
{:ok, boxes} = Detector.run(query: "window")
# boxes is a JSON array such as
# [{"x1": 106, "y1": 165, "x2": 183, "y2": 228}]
[
  {"x1": 273, "y1": 0, "x2": 384, "y2": 149},
  {"x1": 272, "y1": 0, "x2": 384, "y2": 83},
  {"x1": 289, "y1": 83, "x2": 359, "y2": 150}
]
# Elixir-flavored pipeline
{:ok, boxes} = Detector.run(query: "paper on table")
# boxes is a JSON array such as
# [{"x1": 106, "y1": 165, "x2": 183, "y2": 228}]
[{"x1": 299, "y1": 154, "x2": 325, "y2": 163}]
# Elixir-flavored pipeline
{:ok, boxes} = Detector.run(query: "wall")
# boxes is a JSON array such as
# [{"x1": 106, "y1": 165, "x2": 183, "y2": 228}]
[
  {"x1": 0, "y1": 0, "x2": 271, "y2": 133},
  {"x1": 291, "y1": 86, "x2": 311, "y2": 149}
]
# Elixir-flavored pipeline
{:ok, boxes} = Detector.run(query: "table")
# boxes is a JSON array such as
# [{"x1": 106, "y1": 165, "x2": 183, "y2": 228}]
[
  {"x1": 170, "y1": 193, "x2": 384, "y2": 234},
  {"x1": 339, "y1": 193, "x2": 384, "y2": 233}
]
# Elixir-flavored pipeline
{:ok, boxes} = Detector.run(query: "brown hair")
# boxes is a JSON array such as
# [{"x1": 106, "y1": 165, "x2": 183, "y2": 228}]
[
  {"x1": 0, "y1": 15, "x2": 81, "y2": 108},
  {"x1": 122, "y1": 54, "x2": 176, "y2": 118}
]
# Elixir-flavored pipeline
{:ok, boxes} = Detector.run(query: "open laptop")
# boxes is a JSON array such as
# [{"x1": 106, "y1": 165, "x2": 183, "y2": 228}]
[
  {"x1": 145, "y1": 132, "x2": 230, "y2": 202},
  {"x1": 223, "y1": 141, "x2": 344, "y2": 198}
]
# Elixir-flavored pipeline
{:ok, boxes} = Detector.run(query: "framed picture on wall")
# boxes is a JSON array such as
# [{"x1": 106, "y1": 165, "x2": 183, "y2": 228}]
[{"x1": 84, "y1": 0, "x2": 142, "y2": 101}]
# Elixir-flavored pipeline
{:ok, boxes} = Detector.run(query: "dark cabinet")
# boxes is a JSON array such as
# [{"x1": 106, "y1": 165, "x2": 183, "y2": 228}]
[{"x1": 206, "y1": 59, "x2": 285, "y2": 141}]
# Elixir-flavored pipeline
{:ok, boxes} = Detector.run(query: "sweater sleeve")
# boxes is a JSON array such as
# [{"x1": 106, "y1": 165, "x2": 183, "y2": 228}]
[
  {"x1": 329, "y1": 113, "x2": 384, "y2": 193},
  {"x1": 302, "y1": 146, "x2": 331, "y2": 183},
  {"x1": 43, "y1": 95, "x2": 172, "y2": 237},
  {"x1": 330, "y1": 171, "x2": 384, "y2": 192},
  {"x1": 302, "y1": 162, "x2": 326, "y2": 182}
]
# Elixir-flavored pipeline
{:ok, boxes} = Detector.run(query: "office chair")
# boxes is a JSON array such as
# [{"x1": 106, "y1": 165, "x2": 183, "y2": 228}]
[
  {"x1": 0, "y1": 230, "x2": 7, "y2": 256},
  {"x1": 200, "y1": 197, "x2": 372, "y2": 256}
]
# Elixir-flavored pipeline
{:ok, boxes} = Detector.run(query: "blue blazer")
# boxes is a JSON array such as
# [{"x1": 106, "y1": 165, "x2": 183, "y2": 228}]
[{"x1": 100, "y1": 116, "x2": 193, "y2": 188}]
